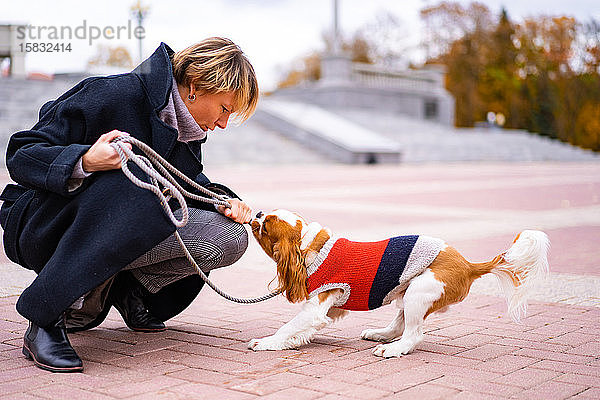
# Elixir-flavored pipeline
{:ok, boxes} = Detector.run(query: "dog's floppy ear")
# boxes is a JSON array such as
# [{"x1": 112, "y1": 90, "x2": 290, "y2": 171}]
[{"x1": 272, "y1": 223, "x2": 309, "y2": 303}]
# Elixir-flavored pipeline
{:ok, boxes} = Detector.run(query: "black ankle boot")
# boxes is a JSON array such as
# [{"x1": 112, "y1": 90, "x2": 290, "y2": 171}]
[
  {"x1": 112, "y1": 272, "x2": 166, "y2": 332},
  {"x1": 23, "y1": 314, "x2": 83, "y2": 373}
]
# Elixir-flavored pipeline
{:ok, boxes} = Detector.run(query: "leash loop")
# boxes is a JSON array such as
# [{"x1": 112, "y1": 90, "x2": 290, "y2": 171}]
[
  {"x1": 173, "y1": 231, "x2": 282, "y2": 304},
  {"x1": 110, "y1": 136, "x2": 282, "y2": 303}
]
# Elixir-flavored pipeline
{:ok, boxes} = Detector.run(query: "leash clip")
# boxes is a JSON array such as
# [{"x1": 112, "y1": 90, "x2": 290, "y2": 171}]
[{"x1": 162, "y1": 187, "x2": 172, "y2": 201}]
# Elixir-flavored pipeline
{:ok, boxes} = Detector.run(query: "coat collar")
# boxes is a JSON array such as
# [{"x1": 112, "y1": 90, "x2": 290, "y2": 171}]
[
  {"x1": 132, "y1": 43, "x2": 178, "y2": 158},
  {"x1": 133, "y1": 42, "x2": 175, "y2": 112}
]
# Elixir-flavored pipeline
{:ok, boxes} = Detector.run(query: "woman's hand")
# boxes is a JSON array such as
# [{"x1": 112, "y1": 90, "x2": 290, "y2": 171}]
[
  {"x1": 82, "y1": 130, "x2": 131, "y2": 172},
  {"x1": 217, "y1": 198, "x2": 252, "y2": 224}
]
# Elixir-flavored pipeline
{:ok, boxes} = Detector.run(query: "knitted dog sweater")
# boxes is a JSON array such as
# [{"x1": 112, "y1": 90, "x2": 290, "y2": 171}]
[{"x1": 307, "y1": 235, "x2": 445, "y2": 310}]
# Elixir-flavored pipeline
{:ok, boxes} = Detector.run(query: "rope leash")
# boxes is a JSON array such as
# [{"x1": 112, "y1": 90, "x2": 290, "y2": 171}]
[
  {"x1": 172, "y1": 231, "x2": 281, "y2": 304},
  {"x1": 110, "y1": 136, "x2": 281, "y2": 303},
  {"x1": 111, "y1": 136, "x2": 231, "y2": 228}
]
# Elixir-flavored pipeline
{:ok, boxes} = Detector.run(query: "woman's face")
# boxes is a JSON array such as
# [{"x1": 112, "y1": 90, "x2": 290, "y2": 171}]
[{"x1": 181, "y1": 86, "x2": 236, "y2": 132}]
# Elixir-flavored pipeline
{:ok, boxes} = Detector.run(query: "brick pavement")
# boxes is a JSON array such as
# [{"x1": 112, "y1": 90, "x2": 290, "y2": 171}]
[{"x1": 1, "y1": 162, "x2": 599, "y2": 399}]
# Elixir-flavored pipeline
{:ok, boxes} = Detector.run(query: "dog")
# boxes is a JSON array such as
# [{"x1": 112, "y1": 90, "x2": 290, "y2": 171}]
[{"x1": 248, "y1": 209, "x2": 549, "y2": 358}]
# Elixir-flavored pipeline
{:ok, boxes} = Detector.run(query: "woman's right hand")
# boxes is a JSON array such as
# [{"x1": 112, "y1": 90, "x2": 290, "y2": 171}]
[{"x1": 82, "y1": 130, "x2": 132, "y2": 172}]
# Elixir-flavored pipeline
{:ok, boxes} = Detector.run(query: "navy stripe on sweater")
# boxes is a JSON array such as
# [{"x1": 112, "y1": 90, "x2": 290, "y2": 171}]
[{"x1": 368, "y1": 235, "x2": 419, "y2": 309}]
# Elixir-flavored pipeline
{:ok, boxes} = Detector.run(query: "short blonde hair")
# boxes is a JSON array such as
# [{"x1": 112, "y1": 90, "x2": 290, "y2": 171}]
[{"x1": 171, "y1": 37, "x2": 259, "y2": 123}]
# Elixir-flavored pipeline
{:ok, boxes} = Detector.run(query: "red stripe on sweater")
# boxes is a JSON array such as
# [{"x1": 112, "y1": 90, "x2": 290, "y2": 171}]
[{"x1": 308, "y1": 238, "x2": 390, "y2": 310}]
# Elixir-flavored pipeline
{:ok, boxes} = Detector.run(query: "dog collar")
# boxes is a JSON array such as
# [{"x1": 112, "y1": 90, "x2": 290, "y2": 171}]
[{"x1": 306, "y1": 236, "x2": 339, "y2": 277}]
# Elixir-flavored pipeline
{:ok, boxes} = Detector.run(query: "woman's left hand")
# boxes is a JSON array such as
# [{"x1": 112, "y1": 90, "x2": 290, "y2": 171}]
[{"x1": 217, "y1": 198, "x2": 252, "y2": 224}]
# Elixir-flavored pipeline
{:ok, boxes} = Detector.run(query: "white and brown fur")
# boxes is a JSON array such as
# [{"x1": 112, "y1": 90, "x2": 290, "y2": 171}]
[{"x1": 249, "y1": 209, "x2": 549, "y2": 358}]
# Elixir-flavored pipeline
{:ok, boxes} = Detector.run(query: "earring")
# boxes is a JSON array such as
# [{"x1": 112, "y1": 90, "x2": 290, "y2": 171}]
[{"x1": 188, "y1": 94, "x2": 196, "y2": 102}]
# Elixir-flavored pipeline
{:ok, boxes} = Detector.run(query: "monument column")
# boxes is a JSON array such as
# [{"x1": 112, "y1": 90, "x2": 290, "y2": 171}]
[{"x1": 319, "y1": 0, "x2": 352, "y2": 86}]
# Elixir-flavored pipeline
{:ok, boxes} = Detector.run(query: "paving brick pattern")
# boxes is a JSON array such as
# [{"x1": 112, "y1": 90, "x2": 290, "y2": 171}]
[{"x1": 1, "y1": 162, "x2": 599, "y2": 399}]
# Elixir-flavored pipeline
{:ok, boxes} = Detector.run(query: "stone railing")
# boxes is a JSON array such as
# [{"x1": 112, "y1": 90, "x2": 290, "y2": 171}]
[{"x1": 351, "y1": 63, "x2": 443, "y2": 92}]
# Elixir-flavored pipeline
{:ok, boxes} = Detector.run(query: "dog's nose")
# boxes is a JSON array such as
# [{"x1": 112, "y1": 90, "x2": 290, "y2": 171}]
[{"x1": 255, "y1": 211, "x2": 264, "y2": 219}]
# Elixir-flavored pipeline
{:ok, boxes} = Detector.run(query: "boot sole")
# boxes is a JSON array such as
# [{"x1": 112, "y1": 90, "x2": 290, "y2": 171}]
[
  {"x1": 22, "y1": 345, "x2": 83, "y2": 373},
  {"x1": 127, "y1": 325, "x2": 167, "y2": 333}
]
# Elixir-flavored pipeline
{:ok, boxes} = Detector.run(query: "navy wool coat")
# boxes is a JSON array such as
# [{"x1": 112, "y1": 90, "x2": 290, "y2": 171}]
[{"x1": 0, "y1": 43, "x2": 237, "y2": 328}]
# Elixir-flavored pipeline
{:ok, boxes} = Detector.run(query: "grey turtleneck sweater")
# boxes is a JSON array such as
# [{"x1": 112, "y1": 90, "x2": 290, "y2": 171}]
[{"x1": 158, "y1": 78, "x2": 207, "y2": 143}]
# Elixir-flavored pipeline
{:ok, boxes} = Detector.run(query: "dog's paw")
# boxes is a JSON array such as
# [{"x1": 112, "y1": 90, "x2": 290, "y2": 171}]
[
  {"x1": 372, "y1": 342, "x2": 413, "y2": 358},
  {"x1": 248, "y1": 336, "x2": 288, "y2": 351},
  {"x1": 361, "y1": 328, "x2": 395, "y2": 343}
]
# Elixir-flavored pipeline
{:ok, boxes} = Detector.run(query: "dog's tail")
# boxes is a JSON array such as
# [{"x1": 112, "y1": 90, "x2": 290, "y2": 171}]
[{"x1": 471, "y1": 230, "x2": 550, "y2": 322}]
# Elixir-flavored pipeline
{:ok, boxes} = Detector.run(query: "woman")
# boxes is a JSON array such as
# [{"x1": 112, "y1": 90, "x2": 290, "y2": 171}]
[{"x1": 0, "y1": 37, "x2": 258, "y2": 372}]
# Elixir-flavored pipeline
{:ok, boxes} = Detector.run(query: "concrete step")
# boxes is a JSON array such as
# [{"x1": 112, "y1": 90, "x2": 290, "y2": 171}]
[
  {"x1": 202, "y1": 118, "x2": 333, "y2": 167},
  {"x1": 334, "y1": 108, "x2": 600, "y2": 163},
  {"x1": 255, "y1": 99, "x2": 402, "y2": 164}
]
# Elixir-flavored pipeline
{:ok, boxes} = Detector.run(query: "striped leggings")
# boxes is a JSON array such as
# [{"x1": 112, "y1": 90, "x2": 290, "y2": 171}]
[{"x1": 124, "y1": 208, "x2": 248, "y2": 293}]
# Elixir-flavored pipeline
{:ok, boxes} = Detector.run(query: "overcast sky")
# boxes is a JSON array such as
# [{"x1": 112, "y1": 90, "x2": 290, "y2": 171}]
[{"x1": 1, "y1": 0, "x2": 598, "y2": 90}]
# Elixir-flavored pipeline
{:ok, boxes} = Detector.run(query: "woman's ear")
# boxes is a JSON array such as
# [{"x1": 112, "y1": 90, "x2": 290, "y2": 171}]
[{"x1": 273, "y1": 238, "x2": 308, "y2": 303}]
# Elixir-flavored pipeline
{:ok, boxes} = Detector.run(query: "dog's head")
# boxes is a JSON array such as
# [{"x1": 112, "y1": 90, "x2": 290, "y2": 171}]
[{"x1": 251, "y1": 209, "x2": 331, "y2": 303}]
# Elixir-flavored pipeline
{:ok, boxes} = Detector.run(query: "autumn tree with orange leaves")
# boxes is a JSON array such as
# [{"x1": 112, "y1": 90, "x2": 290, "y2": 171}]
[{"x1": 421, "y1": 1, "x2": 600, "y2": 151}]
